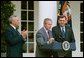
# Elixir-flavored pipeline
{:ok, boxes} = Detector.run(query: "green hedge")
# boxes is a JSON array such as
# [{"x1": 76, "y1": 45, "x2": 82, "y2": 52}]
[{"x1": 1, "y1": 1, "x2": 15, "y2": 52}]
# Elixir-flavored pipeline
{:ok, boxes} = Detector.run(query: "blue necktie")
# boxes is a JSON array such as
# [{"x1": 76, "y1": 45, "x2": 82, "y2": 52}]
[{"x1": 61, "y1": 27, "x2": 65, "y2": 38}]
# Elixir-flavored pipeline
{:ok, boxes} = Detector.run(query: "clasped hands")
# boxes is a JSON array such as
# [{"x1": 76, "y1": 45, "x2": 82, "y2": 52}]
[
  {"x1": 47, "y1": 38, "x2": 55, "y2": 44},
  {"x1": 21, "y1": 29, "x2": 28, "y2": 39}
]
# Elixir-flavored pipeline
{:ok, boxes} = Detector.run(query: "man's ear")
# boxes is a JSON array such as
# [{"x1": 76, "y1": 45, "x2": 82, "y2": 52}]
[{"x1": 65, "y1": 20, "x2": 68, "y2": 24}]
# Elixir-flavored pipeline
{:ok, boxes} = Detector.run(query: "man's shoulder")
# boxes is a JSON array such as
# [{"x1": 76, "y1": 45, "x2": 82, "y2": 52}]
[
  {"x1": 37, "y1": 27, "x2": 44, "y2": 33},
  {"x1": 38, "y1": 27, "x2": 44, "y2": 31},
  {"x1": 52, "y1": 26, "x2": 59, "y2": 29},
  {"x1": 65, "y1": 25, "x2": 72, "y2": 30},
  {"x1": 6, "y1": 26, "x2": 15, "y2": 32}
]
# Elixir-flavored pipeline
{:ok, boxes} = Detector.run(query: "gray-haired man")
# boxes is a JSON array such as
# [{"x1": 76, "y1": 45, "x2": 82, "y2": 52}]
[{"x1": 5, "y1": 15, "x2": 28, "y2": 57}]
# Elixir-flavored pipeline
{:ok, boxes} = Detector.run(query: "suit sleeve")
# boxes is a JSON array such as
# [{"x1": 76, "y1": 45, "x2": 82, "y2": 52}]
[
  {"x1": 70, "y1": 28, "x2": 75, "y2": 42},
  {"x1": 52, "y1": 27, "x2": 64, "y2": 42},
  {"x1": 36, "y1": 31, "x2": 48, "y2": 47},
  {"x1": 5, "y1": 29, "x2": 24, "y2": 46},
  {"x1": 52, "y1": 27, "x2": 59, "y2": 41},
  {"x1": 52, "y1": 27, "x2": 56, "y2": 39}
]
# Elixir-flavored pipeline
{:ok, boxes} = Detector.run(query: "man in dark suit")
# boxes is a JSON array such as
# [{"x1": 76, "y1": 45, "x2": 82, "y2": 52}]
[
  {"x1": 36, "y1": 18, "x2": 54, "y2": 57},
  {"x1": 5, "y1": 15, "x2": 28, "y2": 57},
  {"x1": 52, "y1": 15, "x2": 75, "y2": 57}
]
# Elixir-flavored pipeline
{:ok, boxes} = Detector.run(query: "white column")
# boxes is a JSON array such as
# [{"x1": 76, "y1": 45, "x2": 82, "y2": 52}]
[
  {"x1": 38, "y1": 1, "x2": 57, "y2": 29},
  {"x1": 70, "y1": 1, "x2": 83, "y2": 57},
  {"x1": 11, "y1": 1, "x2": 21, "y2": 33}
]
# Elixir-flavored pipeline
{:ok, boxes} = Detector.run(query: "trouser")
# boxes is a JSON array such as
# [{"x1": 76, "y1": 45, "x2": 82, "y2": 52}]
[
  {"x1": 52, "y1": 51, "x2": 58, "y2": 57},
  {"x1": 57, "y1": 50, "x2": 72, "y2": 57}
]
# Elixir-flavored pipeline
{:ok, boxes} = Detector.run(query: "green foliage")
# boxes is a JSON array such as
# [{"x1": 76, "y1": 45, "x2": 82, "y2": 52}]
[{"x1": 1, "y1": 1, "x2": 15, "y2": 52}]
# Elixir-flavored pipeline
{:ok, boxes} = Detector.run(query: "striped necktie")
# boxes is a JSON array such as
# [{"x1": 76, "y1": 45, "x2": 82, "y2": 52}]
[{"x1": 61, "y1": 27, "x2": 65, "y2": 38}]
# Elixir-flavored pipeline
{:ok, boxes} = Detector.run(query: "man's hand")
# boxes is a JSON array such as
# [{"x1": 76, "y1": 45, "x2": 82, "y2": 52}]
[
  {"x1": 47, "y1": 38, "x2": 55, "y2": 44},
  {"x1": 21, "y1": 30, "x2": 28, "y2": 39}
]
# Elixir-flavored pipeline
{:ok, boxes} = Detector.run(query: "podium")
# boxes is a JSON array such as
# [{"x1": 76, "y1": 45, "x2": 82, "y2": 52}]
[
  {"x1": 40, "y1": 41, "x2": 76, "y2": 51},
  {"x1": 52, "y1": 41, "x2": 76, "y2": 51}
]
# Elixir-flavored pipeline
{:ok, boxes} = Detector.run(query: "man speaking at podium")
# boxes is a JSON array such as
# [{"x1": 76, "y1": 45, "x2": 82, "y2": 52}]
[{"x1": 52, "y1": 15, "x2": 75, "y2": 57}]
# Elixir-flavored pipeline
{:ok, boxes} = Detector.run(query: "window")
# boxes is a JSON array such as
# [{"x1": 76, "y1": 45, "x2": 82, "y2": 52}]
[
  {"x1": 80, "y1": 3, "x2": 83, "y2": 52},
  {"x1": 21, "y1": 1, "x2": 34, "y2": 53}
]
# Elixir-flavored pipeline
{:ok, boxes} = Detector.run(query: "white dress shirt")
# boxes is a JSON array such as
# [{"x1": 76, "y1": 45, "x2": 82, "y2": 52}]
[{"x1": 10, "y1": 24, "x2": 16, "y2": 30}]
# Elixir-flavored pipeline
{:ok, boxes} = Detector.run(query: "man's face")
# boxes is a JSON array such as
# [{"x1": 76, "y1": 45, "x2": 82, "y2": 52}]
[
  {"x1": 12, "y1": 17, "x2": 20, "y2": 28},
  {"x1": 58, "y1": 17, "x2": 66, "y2": 27},
  {"x1": 44, "y1": 21, "x2": 52, "y2": 30}
]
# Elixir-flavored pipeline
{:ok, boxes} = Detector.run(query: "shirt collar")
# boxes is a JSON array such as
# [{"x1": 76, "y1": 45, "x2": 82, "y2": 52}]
[
  {"x1": 60, "y1": 26, "x2": 65, "y2": 32},
  {"x1": 43, "y1": 27, "x2": 48, "y2": 33},
  {"x1": 10, "y1": 24, "x2": 16, "y2": 30}
]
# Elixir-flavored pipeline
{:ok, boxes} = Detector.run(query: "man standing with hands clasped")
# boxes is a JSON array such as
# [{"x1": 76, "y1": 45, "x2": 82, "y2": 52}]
[
  {"x1": 5, "y1": 15, "x2": 28, "y2": 57},
  {"x1": 52, "y1": 15, "x2": 75, "y2": 57}
]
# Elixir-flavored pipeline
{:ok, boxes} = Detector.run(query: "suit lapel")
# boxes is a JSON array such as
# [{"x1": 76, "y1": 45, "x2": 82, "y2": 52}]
[
  {"x1": 42, "y1": 27, "x2": 48, "y2": 41},
  {"x1": 58, "y1": 26, "x2": 65, "y2": 41},
  {"x1": 9, "y1": 25, "x2": 16, "y2": 32},
  {"x1": 65, "y1": 26, "x2": 69, "y2": 41},
  {"x1": 9, "y1": 25, "x2": 21, "y2": 36}
]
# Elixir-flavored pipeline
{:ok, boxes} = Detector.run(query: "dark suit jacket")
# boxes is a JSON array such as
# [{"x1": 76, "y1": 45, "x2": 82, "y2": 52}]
[
  {"x1": 52, "y1": 25, "x2": 75, "y2": 43},
  {"x1": 5, "y1": 25, "x2": 25, "y2": 57},
  {"x1": 36, "y1": 27, "x2": 53, "y2": 57},
  {"x1": 52, "y1": 25, "x2": 75, "y2": 57}
]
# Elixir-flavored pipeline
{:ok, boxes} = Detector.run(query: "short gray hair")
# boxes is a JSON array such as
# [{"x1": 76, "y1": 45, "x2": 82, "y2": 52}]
[
  {"x1": 44, "y1": 18, "x2": 52, "y2": 24},
  {"x1": 8, "y1": 15, "x2": 18, "y2": 23}
]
